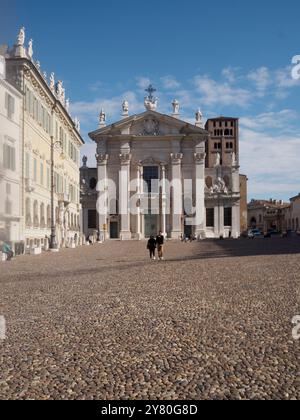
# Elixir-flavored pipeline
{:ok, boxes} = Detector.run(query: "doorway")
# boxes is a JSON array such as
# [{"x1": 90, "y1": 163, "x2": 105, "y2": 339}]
[
  {"x1": 110, "y1": 221, "x2": 119, "y2": 239},
  {"x1": 144, "y1": 214, "x2": 158, "y2": 238}
]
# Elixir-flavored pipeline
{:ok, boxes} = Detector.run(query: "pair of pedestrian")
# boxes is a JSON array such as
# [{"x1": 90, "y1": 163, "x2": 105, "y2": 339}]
[{"x1": 147, "y1": 232, "x2": 165, "y2": 261}]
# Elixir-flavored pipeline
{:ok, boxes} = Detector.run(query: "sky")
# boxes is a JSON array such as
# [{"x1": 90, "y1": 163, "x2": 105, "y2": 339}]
[{"x1": 1, "y1": 0, "x2": 300, "y2": 200}]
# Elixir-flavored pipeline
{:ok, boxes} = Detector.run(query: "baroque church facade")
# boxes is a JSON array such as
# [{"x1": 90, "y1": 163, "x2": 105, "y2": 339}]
[{"x1": 81, "y1": 86, "x2": 245, "y2": 240}]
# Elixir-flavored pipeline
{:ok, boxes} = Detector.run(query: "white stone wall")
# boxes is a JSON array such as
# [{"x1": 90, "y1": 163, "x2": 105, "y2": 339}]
[{"x1": 0, "y1": 71, "x2": 22, "y2": 244}]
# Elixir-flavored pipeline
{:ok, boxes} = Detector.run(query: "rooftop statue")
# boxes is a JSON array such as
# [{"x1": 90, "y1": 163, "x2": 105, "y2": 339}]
[
  {"x1": 28, "y1": 39, "x2": 33, "y2": 59},
  {"x1": 17, "y1": 27, "x2": 25, "y2": 46},
  {"x1": 172, "y1": 99, "x2": 180, "y2": 115}
]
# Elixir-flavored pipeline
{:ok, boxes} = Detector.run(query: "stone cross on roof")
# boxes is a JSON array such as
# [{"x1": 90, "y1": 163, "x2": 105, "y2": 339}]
[{"x1": 145, "y1": 84, "x2": 156, "y2": 102}]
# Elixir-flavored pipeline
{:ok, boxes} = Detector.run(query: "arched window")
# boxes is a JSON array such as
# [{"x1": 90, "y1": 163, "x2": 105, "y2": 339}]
[
  {"x1": 250, "y1": 217, "x2": 257, "y2": 228},
  {"x1": 40, "y1": 203, "x2": 45, "y2": 228},
  {"x1": 224, "y1": 129, "x2": 230, "y2": 136},
  {"x1": 26, "y1": 198, "x2": 31, "y2": 227},
  {"x1": 33, "y1": 200, "x2": 39, "y2": 228},
  {"x1": 47, "y1": 205, "x2": 51, "y2": 228},
  {"x1": 89, "y1": 177, "x2": 97, "y2": 190}
]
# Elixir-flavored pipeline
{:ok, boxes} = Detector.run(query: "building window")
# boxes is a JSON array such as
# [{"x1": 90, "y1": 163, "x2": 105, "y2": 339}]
[
  {"x1": 40, "y1": 162, "x2": 44, "y2": 186},
  {"x1": 47, "y1": 205, "x2": 51, "y2": 228},
  {"x1": 33, "y1": 200, "x2": 39, "y2": 228},
  {"x1": 206, "y1": 208, "x2": 214, "y2": 227},
  {"x1": 3, "y1": 143, "x2": 16, "y2": 171},
  {"x1": 5, "y1": 93, "x2": 15, "y2": 120},
  {"x1": 26, "y1": 198, "x2": 31, "y2": 227},
  {"x1": 33, "y1": 158, "x2": 37, "y2": 182},
  {"x1": 88, "y1": 210, "x2": 97, "y2": 229},
  {"x1": 5, "y1": 199, "x2": 12, "y2": 215},
  {"x1": 143, "y1": 166, "x2": 159, "y2": 193},
  {"x1": 89, "y1": 177, "x2": 97, "y2": 190},
  {"x1": 47, "y1": 167, "x2": 50, "y2": 189},
  {"x1": 224, "y1": 207, "x2": 232, "y2": 226}
]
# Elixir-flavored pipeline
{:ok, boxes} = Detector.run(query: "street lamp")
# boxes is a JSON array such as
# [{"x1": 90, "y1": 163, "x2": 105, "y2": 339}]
[{"x1": 49, "y1": 135, "x2": 65, "y2": 252}]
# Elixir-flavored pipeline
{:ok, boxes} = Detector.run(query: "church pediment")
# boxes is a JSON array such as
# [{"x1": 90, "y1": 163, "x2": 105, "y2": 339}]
[{"x1": 89, "y1": 110, "x2": 208, "y2": 141}]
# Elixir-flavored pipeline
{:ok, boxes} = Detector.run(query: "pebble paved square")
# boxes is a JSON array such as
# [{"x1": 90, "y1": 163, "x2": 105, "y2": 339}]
[{"x1": 0, "y1": 239, "x2": 299, "y2": 400}]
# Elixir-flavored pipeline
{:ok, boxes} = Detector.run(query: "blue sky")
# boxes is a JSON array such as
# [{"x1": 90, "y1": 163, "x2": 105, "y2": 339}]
[{"x1": 1, "y1": 0, "x2": 300, "y2": 200}]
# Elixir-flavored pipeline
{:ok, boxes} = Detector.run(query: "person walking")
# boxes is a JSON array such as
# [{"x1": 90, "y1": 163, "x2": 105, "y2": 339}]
[
  {"x1": 147, "y1": 236, "x2": 157, "y2": 260},
  {"x1": 156, "y1": 231, "x2": 165, "y2": 261},
  {"x1": 147, "y1": 236, "x2": 157, "y2": 261}
]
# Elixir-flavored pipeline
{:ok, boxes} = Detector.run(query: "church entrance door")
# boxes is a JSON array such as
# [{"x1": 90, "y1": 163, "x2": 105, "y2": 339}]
[
  {"x1": 110, "y1": 221, "x2": 119, "y2": 239},
  {"x1": 144, "y1": 214, "x2": 158, "y2": 238}
]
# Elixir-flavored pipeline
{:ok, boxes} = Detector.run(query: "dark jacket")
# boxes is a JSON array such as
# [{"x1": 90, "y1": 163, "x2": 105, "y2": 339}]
[
  {"x1": 156, "y1": 235, "x2": 164, "y2": 246},
  {"x1": 147, "y1": 238, "x2": 157, "y2": 250}
]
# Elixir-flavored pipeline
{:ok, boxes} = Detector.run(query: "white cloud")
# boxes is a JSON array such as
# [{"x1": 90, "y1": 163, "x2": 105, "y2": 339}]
[
  {"x1": 135, "y1": 76, "x2": 151, "y2": 90},
  {"x1": 240, "y1": 109, "x2": 298, "y2": 130},
  {"x1": 193, "y1": 75, "x2": 252, "y2": 107},
  {"x1": 222, "y1": 67, "x2": 237, "y2": 83},
  {"x1": 240, "y1": 126, "x2": 300, "y2": 199},
  {"x1": 160, "y1": 75, "x2": 180, "y2": 90},
  {"x1": 70, "y1": 91, "x2": 144, "y2": 127},
  {"x1": 247, "y1": 67, "x2": 271, "y2": 96}
]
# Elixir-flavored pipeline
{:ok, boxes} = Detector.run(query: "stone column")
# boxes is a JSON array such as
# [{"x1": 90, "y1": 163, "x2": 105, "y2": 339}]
[
  {"x1": 160, "y1": 163, "x2": 167, "y2": 237},
  {"x1": 136, "y1": 164, "x2": 142, "y2": 240},
  {"x1": 231, "y1": 202, "x2": 240, "y2": 239},
  {"x1": 119, "y1": 152, "x2": 132, "y2": 240},
  {"x1": 170, "y1": 153, "x2": 183, "y2": 239},
  {"x1": 218, "y1": 204, "x2": 224, "y2": 238},
  {"x1": 194, "y1": 152, "x2": 206, "y2": 239},
  {"x1": 96, "y1": 153, "x2": 109, "y2": 241}
]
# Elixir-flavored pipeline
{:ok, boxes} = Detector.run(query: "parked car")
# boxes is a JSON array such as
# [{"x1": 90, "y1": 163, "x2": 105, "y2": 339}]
[
  {"x1": 248, "y1": 229, "x2": 263, "y2": 239},
  {"x1": 264, "y1": 229, "x2": 281, "y2": 238}
]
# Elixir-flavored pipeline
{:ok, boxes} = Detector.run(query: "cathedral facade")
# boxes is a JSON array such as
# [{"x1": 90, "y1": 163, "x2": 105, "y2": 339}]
[{"x1": 81, "y1": 86, "x2": 244, "y2": 240}]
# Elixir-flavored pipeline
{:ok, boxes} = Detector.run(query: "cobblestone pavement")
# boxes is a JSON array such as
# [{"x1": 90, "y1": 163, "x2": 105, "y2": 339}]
[{"x1": 0, "y1": 238, "x2": 299, "y2": 400}]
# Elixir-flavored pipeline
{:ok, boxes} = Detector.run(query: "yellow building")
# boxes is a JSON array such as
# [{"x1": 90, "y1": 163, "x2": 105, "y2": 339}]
[{"x1": 5, "y1": 28, "x2": 84, "y2": 252}]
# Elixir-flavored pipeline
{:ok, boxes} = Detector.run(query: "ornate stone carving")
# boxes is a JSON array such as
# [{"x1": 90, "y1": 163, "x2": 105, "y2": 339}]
[
  {"x1": 119, "y1": 152, "x2": 132, "y2": 165},
  {"x1": 194, "y1": 152, "x2": 206, "y2": 164},
  {"x1": 96, "y1": 153, "x2": 109, "y2": 165},
  {"x1": 212, "y1": 177, "x2": 228, "y2": 195},
  {"x1": 231, "y1": 151, "x2": 237, "y2": 167},
  {"x1": 170, "y1": 153, "x2": 183, "y2": 165},
  {"x1": 141, "y1": 119, "x2": 160, "y2": 136},
  {"x1": 214, "y1": 152, "x2": 221, "y2": 167}
]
